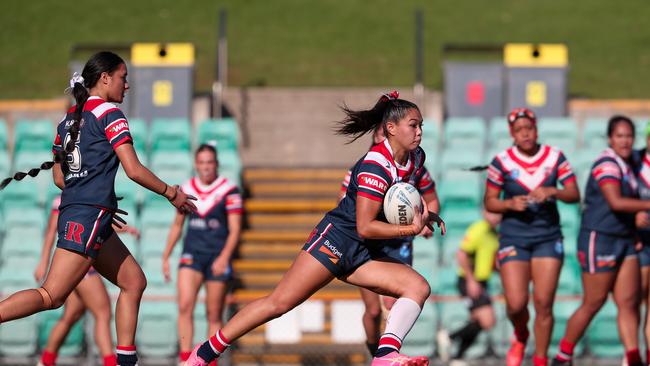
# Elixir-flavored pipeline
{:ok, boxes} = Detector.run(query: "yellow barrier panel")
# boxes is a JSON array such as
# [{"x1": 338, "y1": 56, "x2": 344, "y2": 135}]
[
  {"x1": 131, "y1": 43, "x2": 194, "y2": 67},
  {"x1": 504, "y1": 43, "x2": 568, "y2": 67}
]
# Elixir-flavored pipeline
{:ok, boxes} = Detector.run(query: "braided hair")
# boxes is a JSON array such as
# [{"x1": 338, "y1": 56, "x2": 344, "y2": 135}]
[
  {"x1": 0, "y1": 51, "x2": 125, "y2": 190},
  {"x1": 335, "y1": 90, "x2": 419, "y2": 143}
]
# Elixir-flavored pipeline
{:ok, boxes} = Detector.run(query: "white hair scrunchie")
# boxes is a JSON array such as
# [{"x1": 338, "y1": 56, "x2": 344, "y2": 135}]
[{"x1": 65, "y1": 72, "x2": 85, "y2": 94}]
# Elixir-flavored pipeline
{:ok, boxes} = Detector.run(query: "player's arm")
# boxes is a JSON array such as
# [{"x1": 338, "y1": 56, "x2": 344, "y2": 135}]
[
  {"x1": 115, "y1": 144, "x2": 196, "y2": 213},
  {"x1": 529, "y1": 153, "x2": 580, "y2": 203},
  {"x1": 34, "y1": 210, "x2": 59, "y2": 282},
  {"x1": 484, "y1": 185, "x2": 528, "y2": 213},
  {"x1": 601, "y1": 182, "x2": 650, "y2": 212},
  {"x1": 162, "y1": 211, "x2": 185, "y2": 282},
  {"x1": 212, "y1": 212, "x2": 242, "y2": 276},
  {"x1": 356, "y1": 196, "x2": 428, "y2": 240},
  {"x1": 52, "y1": 163, "x2": 64, "y2": 190}
]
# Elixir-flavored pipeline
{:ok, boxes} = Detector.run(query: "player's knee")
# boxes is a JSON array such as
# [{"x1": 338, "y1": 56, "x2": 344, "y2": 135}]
[
  {"x1": 409, "y1": 278, "x2": 431, "y2": 303},
  {"x1": 177, "y1": 300, "x2": 194, "y2": 316},
  {"x1": 62, "y1": 309, "x2": 84, "y2": 324},
  {"x1": 122, "y1": 270, "x2": 147, "y2": 295},
  {"x1": 532, "y1": 297, "x2": 553, "y2": 317},
  {"x1": 37, "y1": 287, "x2": 63, "y2": 310},
  {"x1": 265, "y1": 297, "x2": 296, "y2": 319},
  {"x1": 206, "y1": 307, "x2": 223, "y2": 324},
  {"x1": 583, "y1": 295, "x2": 607, "y2": 313},
  {"x1": 506, "y1": 297, "x2": 528, "y2": 315},
  {"x1": 364, "y1": 304, "x2": 382, "y2": 320}
]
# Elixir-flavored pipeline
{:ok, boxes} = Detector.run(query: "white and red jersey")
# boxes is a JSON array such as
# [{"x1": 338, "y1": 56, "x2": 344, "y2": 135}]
[
  {"x1": 180, "y1": 176, "x2": 243, "y2": 253},
  {"x1": 487, "y1": 144, "x2": 576, "y2": 241},
  {"x1": 327, "y1": 139, "x2": 431, "y2": 239}
]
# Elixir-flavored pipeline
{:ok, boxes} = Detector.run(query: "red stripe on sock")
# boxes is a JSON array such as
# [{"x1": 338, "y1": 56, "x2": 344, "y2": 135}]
[
  {"x1": 103, "y1": 354, "x2": 117, "y2": 366},
  {"x1": 532, "y1": 355, "x2": 548, "y2": 366},
  {"x1": 218, "y1": 330, "x2": 231, "y2": 345},
  {"x1": 378, "y1": 335, "x2": 401, "y2": 350},
  {"x1": 117, "y1": 345, "x2": 137, "y2": 351},
  {"x1": 626, "y1": 348, "x2": 642, "y2": 365},
  {"x1": 41, "y1": 351, "x2": 57, "y2": 366},
  {"x1": 179, "y1": 351, "x2": 192, "y2": 361},
  {"x1": 559, "y1": 338, "x2": 575, "y2": 356},
  {"x1": 209, "y1": 333, "x2": 229, "y2": 353}
]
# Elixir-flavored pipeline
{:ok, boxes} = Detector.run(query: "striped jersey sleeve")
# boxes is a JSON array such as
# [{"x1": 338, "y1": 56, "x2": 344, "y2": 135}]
[
  {"x1": 225, "y1": 187, "x2": 243, "y2": 214},
  {"x1": 486, "y1": 156, "x2": 505, "y2": 189},
  {"x1": 592, "y1": 157, "x2": 622, "y2": 186},
  {"x1": 557, "y1": 151, "x2": 577, "y2": 185},
  {"x1": 356, "y1": 162, "x2": 392, "y2": 202},
  {"x1": 416, "y1": 167, "x2": 436, "y2": 195},
  {"x1": 341, "y1": 170, "x2": 352, "y2": 193},
  {"x1": 102, "y1": 109, "x2": 132, "y2": 150}
]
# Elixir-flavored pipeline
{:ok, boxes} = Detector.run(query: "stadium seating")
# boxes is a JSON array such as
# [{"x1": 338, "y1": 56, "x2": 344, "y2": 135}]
[
  {"x1": 150, "y1": 118, "x2": 191, "y2": 152},
  {"x1": 432, "y1": 266, "x2": 458, "y2": 295},
  {"x1": 197, "y1": 118, "x2": 240, "y2": 149},
  {"x1": 127, "y1": 118, "x2": 148, "y2": 153},
  {"x1": 537, "y1": 117, "x2": 579, "y2": 158},
  {"x1": 136, "y1": 300, "x2": 178, "y2": 357},
  {"x1": 444, "y1": 117, "x2": 487, "y2": 150},
  {"x1": 0, "y1": 119, "x2": 7, "y2": 150},
  {"x1": 14, "y1": 119, "x2": 55, "y2": 152},
  {"x1": 439, "y1": 148, "x2": 484, "y2": 180},
  {"x1": 582, "y1": 118, "x2": 608, "y2": 150},
  {"x1": 420, "y1": 119, "x2": 440, "y2": 154},
  {"x1": 488, "y1": 117, "x2": 512, "y2": 151},
  {"x1": 438, "y1": 300, "x2": 489, "y2": 358},
  {"x1": 551, "y1": 300, "x2": 585, "y2": 356},
  {"x1": 634, "y1": 118, "x2": 649, "y2": 149}
]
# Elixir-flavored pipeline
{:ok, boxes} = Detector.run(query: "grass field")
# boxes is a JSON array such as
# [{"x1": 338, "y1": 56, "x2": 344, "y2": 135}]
[{"x1": 2, "y1": 0, "x2": 650, "y2": 99}]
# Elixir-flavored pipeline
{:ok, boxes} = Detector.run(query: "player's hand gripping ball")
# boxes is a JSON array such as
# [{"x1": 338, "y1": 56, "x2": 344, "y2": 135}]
[{"x1": 383, "y1": 182, "x2": 422, "y2": 225}]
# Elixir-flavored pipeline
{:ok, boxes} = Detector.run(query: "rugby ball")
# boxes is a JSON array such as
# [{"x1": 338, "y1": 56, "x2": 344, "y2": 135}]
[{"x1": 383, "y1": 182, "x2": 422, "y2": 225}]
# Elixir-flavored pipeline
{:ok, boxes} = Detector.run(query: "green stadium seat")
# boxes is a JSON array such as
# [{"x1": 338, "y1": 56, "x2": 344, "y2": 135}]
[
  {"x1": 537, "y1": 117, "x2": 578, "y2": 155},
  {"x1": 0, "y1": 286, "x2": 38, "y2": 356},
  {"x1": 634, "y1": 118, "x2": 649, "y2": 149},
  {"x1": 420, "y1": 119, "x2": 440, "y2": 155},
  {"x1": 586, "y1": 300, "x2": 622, "y2": 357},
  {"x1": 0, "y1": 178, "x2": 40, "y2": 209},
  {"x1": 400, "y1": 302, "x2": 437, "y2": 357},
  {"x1": 582, "y1": 118, "x2": 608, "y2": 150},
  {"x1": 136, "y1": 300, "x2": 177, "y2": 357},
  {"x1": 557, "y1": 202, "x2": 579, "y2": 234},
  {"x1": 412, "y1": 255, "x2": 437, "y2": 286},
  {"x1": 14, "y1": 119, "x2": 55, "y2": 152},
  {"x1": 38, "y1": 308, "x2": 85, "y2": 356},
  {"x1": 438, "y1": 173, "x2": 482, "y2": 207},
  {"x1": 150, "y1": 118, "x2": 191, "y2": 152},
  {"x1": 551, "y1": 300, "x2": 585, "y2": 356},
  {"x1": 150, "y1": 167, "x2": 192, "y2": 187},
  {"x1": 140, "y1": 227, "x2": 171, "y2": 258},
  {"x1": 444, "y1": 117, "x2": 486, "y2": 149},
  {"x1": 115, "y1": 168, "x2": 143, "y2": 206},
  {"x1": 556, "y1": 259, "x2": 579, "y2": 295},
  {"x1": 0, "y1": 150, "x2": 10, "y2": 178},
  {"x1": 150, "y1": 150, "x2": 193, "y2": 172},
  {"x1": 2, "y1": 227, "x2": 43, "y2": 257},
  {"x1": 438, "y1": 300, "x2": 489, "y2": 359},
  {"x1": 432, "y1": 266, "x2": 458, "y2": 295},
  {"x1": 193, "y1": 302, "x2": 209, "y2": 345},
  {"x1": 4, "y1": 205, "x2": 45, "y2": 228},
  {"x1": 197, "y1": 118, "x2": 240, "y2": 150},
  {"x1": 439, "y1": 148, "x2": 483, "y2": 179},
  {"x1": 487, "y1": 273, "x2": 502, "y2": 295},
  {"x1": 488, "y1": 117, "x2": 512, "y2": 151},
  {"x1": 412, "y1": 235, "x2": 440, "y2": 262},
  {"x1": 127, "y1": 118, "x2": 148, "y2": 153},
  {"x1": 0, "y1": 258, "x2": 38, "y2": 289}
]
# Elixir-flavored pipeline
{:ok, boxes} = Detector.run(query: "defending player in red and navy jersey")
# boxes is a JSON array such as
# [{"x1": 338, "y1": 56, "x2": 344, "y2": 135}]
[{"x1": 484, "y1": 108, "x2": 580, "y2": 366}]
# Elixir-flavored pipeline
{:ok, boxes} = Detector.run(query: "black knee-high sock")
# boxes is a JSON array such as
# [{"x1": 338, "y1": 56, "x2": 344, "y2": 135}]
[{"x1": 450, "y1": 320, "x2": 482, "y2": 359}]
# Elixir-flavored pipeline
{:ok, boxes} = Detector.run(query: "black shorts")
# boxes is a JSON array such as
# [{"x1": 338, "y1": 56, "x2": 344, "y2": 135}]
[{"x1": 457, "y1": 277, "x2": 491, "y2": 311}]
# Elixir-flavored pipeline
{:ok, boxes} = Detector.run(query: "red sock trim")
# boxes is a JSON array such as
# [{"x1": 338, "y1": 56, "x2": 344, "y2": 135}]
[
  {"x1": 626, "y1": 348, "x2": 642, "y2": 365},
  {"x1": 41, "y1": 350, "x2": 57, "y2": 366},
  {"x1": 179, "y1": 351, "x2": 192, "y2": 361},
  {"x1": 102, "y1": 354, "x2": 117, "y2": 366},
  {"x1": 532, "y1": 355, "x2": 548, "y2": 366},
  {"x1": 116, "y1": 345, "x2": 137, "y2": 355},
  {"x1": 209, "y1": 330, "x2": 231, "y2": 354},
  {"x1": 559, "y1": 338, "x2": 575, "y2": 356},
  {"x1": 378, "y1": 333, "x2": 402, "y2": 351}
]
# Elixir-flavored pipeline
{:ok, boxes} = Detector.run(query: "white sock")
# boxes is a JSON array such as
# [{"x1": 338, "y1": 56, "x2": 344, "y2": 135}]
[{"x1": 376, "y1": 297, "x2": 422, "y2": 354}]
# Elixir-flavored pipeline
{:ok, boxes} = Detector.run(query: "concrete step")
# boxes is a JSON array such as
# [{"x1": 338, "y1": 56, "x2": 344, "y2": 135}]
[
  {"x1": 244, "y1": 168, "x2": 347, "y2": 181},
  {"x1": 248, "y1": 182, "x2": 341, "y2": 197},
  {"x1": 247, "y1": 213, "x2": 322, "y2": 229},
  {"x1": 241, "y1": 230, "x2": 310, "y2": 243}
]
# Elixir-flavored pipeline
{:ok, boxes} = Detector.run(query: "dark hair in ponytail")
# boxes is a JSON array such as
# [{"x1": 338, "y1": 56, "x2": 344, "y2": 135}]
[
  {"x1": 335, "y1": 93, "x2": 419, "y2": 143},
  {"x1": 0, "y1": 51, "x2": 125, "y2": 190}
]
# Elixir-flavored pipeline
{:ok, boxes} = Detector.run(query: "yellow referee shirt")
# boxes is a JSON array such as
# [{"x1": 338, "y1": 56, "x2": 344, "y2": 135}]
[{"x1": 457, "y1": 219, "x2": 499, "y2": 282}]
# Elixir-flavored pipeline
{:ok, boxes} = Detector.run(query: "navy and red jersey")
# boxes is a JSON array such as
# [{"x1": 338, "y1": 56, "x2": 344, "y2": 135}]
[
  {"x1": 180, "y1": 176, "x2": 243, "y2": 254},
  {"x1": 326, "y1": 139, "x2": 432, "y2": 240},
  {"x1": 52, "y1": 96, "x2": 132, "y2": 211},
  {"x1": 486, "y1": 144, "x2": 576, "y2": 242},
  {"x1": 581, "y1": 148, "x2": 638, "y2": 236},
  {"x1": 633, "y1": 148, "x2": 650, "y2": 202},
  {"x1": 340, "y1": 166, "x2": 435, "y2": 198}
]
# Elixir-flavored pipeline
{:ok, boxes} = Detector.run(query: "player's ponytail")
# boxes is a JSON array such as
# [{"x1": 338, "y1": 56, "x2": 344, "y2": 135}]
[
  {"x1": 0, "y1": 51, "x2": 125, "y2": 190},
  {"x1": 336, "y1": 90, "x2": 419, "y2": 143}
]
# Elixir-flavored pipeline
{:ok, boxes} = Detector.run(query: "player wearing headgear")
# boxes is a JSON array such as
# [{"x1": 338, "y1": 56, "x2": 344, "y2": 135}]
[
  {"x1": 0, "y1": 51, "x2": 196, "y2": 366},
  {"x1": 186, "y1": 91, "x2": 445, "y2": 366},
  {"x1": 338, "y1": 124, "x2": 439, "y2": 356},
  {"x1": 162, "y1": 143, "x2": 242, "y2": 366},
  {"x1": 551, "y1": 116, "x2": 650, "y2": 366},
  {"x1": 484, "y1": 108, "x2": 580, "y2": 366}
]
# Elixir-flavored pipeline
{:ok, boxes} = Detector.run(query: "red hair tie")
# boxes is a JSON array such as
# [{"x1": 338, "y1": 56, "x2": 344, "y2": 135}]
[{"x1": 381, "y1": 90, "x2": 399, "y2": 102}]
